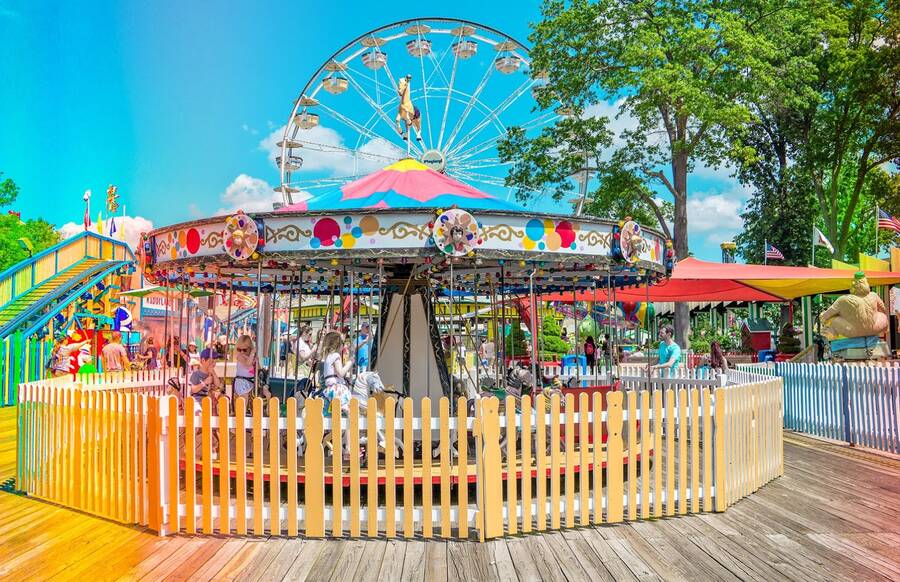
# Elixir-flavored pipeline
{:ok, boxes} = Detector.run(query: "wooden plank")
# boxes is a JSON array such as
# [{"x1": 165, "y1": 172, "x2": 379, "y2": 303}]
[
  {"x1": 678, "y1": 387, "x2": 688, "y2": 514},
  {"x1": 627, "y1": 390, "x2": 637, "y2": 521},
  {"x1": 368, "y1": 396, "x2": 378, "y2": 538},
  {"x1": 184, "y1": 397, "x2": 196, "y2": 534},
  {"x1": 167, "y1": 396, "x2": 179, "y2": 533},
  {"x1": 385, "y1": 397, "x2": 396, "y2": 538},
  {"x1": 201, "y1": 396, "x2": 213, "y2": 534},
  {"x1": 652, "y1": 390, "x2": 663, "y2": 518},
  {"x1": 549, "y1": 393, "x2": 561, "y2": 530},
  {"x1": 606, "y1": 391, "x2": 624, "y2": 523},
  {"x1": 287, "y1": 397, "x2": 299, "y2": 537},
  {"x1": 521, "y1": 395, "x2": 533, "y2": 533},
  {"x1": 421, "y1": 398, "x2": 432, "y2": 539},
  {"x1": 456, "y1": 396, "x2": 467, "y2": 539},
  {"x1": 593, "y1": 391, "x2": 603, "y2": 525},
  {"x1": 702, "y1": 387, "x2": 712, "y2": 513},
  {"x1": 665, "y1": 389, "x2": 675, "y2": 516},
  {"x1": 714, "y1": 388, "x2": 727, "y2": 511},
  {"x1": 535, "y1": 393, "x2": 547, "y2": 531},
  {"x1": 640, "y1": 390, "x2": 650, "y2": 520},
  {"x1": 332, "y1": 397, "x2": 343, "y2": 537},
  {"x1": 252, "y1": 397, "x2": 264, "y2": 536},
  {"x1": 579, "y1": 393, "x2": 590, "y2": 527},
  {"x1": 270, "y1": 397, "x2": 281, "y2": 536},
  {"x1": 219, "y1": 396, "x2": 230, "y2": 534},
  {"x1": 481, "y1": 397, "x2": 503, "y2": 540},
  {"x1": 348, "y1": 398, "x2": 360, "y2": 538},
  {"x1": 73, "y1": 390, "x2": 83, "y2": 512},
  {"x1": 690, "y1": 387, "x2": 700, "y2": 513},
  {"x1": 564, "y1": 392, "x2": 575, "y2": 528},
  {"x1": 235, "y1": 397, "x2": 247, "y2": 535},
  {"x1": 403, "y1": 398, "x2": 414, "y2": 538},
  {"x1": 505, "y1": 395, "x2": 518, "y2": 535},
  {"x1": 305, "y1": 397, "x2": 325, "y2": 537}
]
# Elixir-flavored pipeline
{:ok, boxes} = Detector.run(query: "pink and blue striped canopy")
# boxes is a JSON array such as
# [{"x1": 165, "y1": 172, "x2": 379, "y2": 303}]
[{"x1": 277, "y1": 159, "x2": 524, "y2": 213}]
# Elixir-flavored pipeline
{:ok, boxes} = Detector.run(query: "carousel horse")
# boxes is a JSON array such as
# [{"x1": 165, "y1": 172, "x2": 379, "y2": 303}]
[{"x1": 396, "y1": 75, "x2": 423, "y2": 143}]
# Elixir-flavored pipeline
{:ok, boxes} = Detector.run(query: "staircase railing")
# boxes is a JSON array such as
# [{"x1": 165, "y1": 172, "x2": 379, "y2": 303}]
[{"x1": 0, "y1": 231, "x2": 134, "y2": 312}]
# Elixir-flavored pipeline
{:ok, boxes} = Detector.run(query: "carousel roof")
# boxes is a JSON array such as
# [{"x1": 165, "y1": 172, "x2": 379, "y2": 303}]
[{"x1": 277, "y1": 158, "x2": 526, "y2": 213}]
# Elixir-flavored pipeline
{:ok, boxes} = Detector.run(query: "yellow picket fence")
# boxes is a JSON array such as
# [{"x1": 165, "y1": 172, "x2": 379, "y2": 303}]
[{"x1": 15, "y1": 372, "x2": 783, "y2": 540}]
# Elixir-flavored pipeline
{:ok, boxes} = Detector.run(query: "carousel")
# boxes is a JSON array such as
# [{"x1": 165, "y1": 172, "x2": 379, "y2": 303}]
[
  {"x1": 137, "y1": 18, "x2": 675, "y2": 486},
  {"x1": 141, "y1": 158, "x2": 672, "y2": 402}
]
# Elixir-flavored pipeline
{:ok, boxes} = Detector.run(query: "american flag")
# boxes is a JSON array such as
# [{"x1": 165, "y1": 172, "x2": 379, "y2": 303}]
[
  {"x1": 877, "y1": 209, "x2": 900, "y2": 234},
  {"x1": 765, "y1": 243, "x2": 784, "y2": 260}
]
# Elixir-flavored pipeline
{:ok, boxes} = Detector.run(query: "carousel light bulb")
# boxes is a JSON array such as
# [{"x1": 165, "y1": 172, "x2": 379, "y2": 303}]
[{"x1": 519, "y1": 260, "x2": 526, "y2": 268}]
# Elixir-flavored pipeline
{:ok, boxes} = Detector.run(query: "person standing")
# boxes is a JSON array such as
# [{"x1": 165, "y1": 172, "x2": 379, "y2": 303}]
[
  {"x1": 651, "y1": 325, "x2": 682, "y2": 377},
  {"x1": 583, "y1": 336, "x2": 597, "y2": 374},
  {"x1": 709, "y1": 340, "x2": 729, "y2": 373},
  {"x1": 137, "y1": 336, "x2": 159, "y2": 369},
  {"x1": 355, "y1": 323, "x2": 372, "y2": 372},
  {"x1": 101, "y1": 332, "x2": 130, "y2": 372}
]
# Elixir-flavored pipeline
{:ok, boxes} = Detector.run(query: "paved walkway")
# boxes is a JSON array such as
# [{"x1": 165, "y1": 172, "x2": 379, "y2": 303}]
[{"x1": 1, "y1": 405, "x2": 900, "y2": 581}]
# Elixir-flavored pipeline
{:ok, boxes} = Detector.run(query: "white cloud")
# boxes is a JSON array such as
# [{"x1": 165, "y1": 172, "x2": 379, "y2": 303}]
[
  {"x1": 214, "y1": 173, "x2": 305, "y2": 215},
  {"x1": 259, "y1": 125, "x2": 403, "y2": 178},
  {"x1": 58, "y1": 215, "x2": 154, "y2": 250},
  {"x1": 685, "y1": 184, "x2": 752, "y2": 252}
]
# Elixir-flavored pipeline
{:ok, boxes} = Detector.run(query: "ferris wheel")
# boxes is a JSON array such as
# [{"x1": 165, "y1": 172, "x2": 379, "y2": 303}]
[{"x1": 275, "y1": 18, "x2": 560, "y2": 205}]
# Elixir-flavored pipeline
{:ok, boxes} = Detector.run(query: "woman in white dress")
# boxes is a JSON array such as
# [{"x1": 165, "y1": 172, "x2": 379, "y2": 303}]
[{"x1": 319, "y1": 330, "x2": 352, "y2": 416}]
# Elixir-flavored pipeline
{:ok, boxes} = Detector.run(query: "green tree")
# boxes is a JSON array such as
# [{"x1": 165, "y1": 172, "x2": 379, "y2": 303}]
[
  {"x1": 538, "y1": 315, "x2": 570, "y2": 357},
  {"x1": 0, "y1": 172, "x2": 19, "y2": 207},
  {"x1": 0, "y1": 173, "x2": 61, "y2": 271},
  {"x1": 795, "y1": 1, "x2": 900, "y2": 258},
  {"x1": 499, "y1": 0, "x2": 784, "y2": 347}
]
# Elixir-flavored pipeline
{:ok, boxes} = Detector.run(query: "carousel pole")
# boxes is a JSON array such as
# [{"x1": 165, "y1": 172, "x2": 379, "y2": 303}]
[
  {"x1": 593, "y1": 279, "x2": 598, "y2": 385},
  {"x1": 645, "y1": 271, "x2": 652, "y2": 391},
  {"x1": 255, "y1": 260, "x2": 263, "y2": 364},
  {"x1": 499, "y1": 265, "x2": 507, "y2": 389},
  {"x1": 269, "y1": 281, "x2": 278, "y2": 375},
  {"x1": 573, "y1": 271, "x2": 580, "y2": 386},
  {"x1": 376, "y1": 260, "x2": 384, "y2": 369},
  {"x1": 449, "y1": 259, "x2": 456, "y2": 409},
  {"x1": 473, "y1": 262, "x2": 480, "y2": 392},
  {"x1": 529, "y1": 267, "x2": 538, "y2": 391},
  {"x1": 340, "y1": 266, "x2": 347, "y2": 332},
  {"x1": 222, "y1": 276, "x2": 235, "y2": 390},
  {"x1": 292, "y1": 269, "x2": 303, "y2": 394},
  {"x1": 163, "y1": 277, "x2": 171, "y2": 385},
  {"x1": 178, "y1": 274, "x2": 187, "y2": 380},
  {"x1": 284, "y1": 271, "x2": 295, "y2": 398}
]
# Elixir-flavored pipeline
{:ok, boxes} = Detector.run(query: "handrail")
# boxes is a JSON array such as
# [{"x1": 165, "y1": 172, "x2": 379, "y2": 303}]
[{"x1": 0, "y1": 231, "x2": 135, "y2": 309}]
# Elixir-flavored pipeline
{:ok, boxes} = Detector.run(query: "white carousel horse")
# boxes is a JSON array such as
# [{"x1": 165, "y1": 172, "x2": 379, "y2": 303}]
[{"x1": 395, "y1": 75, "x2": 423, "y2": 143}]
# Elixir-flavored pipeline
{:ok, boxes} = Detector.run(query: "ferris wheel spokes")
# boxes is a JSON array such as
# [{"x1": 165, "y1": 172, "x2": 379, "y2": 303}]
[
  {"x1": 454, "y1": 110, "x2": 560, "y2": 163},
  {"x1": 446, "y1": 76, "x2": 535, "y2": 158},
  {"x1": 442, "y1": 61, "x2": 496, "y2": 154}
]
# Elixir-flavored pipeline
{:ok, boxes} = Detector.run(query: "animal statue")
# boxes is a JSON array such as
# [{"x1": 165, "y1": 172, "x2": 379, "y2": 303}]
[
  {"x1": 395, "y1": 75, "x2": 423, "y2": 143},
  {"x1": 819, "y1": 272, "x2": 889, "y2": 339}
]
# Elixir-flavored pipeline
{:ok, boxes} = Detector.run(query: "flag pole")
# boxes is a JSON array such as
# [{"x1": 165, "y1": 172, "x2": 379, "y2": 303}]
[
  {"x1": 875, "y1": 204, "x2": 879, "y2": 257},
  {"x1": 764, "y1": 239, "x2": 768, "y2": 265},
  {"x1": 812, "y1": 227, "x2": 815, "y2": 267}
]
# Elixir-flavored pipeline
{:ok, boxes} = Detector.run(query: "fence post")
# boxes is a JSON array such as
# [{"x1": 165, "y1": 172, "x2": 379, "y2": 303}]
[
  {"x1": 840, "y1": 365, "x2": 853, "y2": 446},
  {"x1": 477, "y1": 398, "x2": 503, "y2": 540},
  {"x1": 146, "y1": 396, "x2": 165, "y2": 535},
  {"x1": 714, "y1": 388, "x2": 727, "y2": 511}
]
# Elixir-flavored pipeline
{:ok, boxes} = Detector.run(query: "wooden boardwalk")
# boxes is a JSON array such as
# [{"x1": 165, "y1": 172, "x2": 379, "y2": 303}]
[{"x1": 2, "y1": 406, "x2": 900, "y2": 581}]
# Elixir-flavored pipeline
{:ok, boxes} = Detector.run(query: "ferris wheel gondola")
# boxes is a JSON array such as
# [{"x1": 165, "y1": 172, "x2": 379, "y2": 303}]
[{"x1": 276, "y1": 18, "x2": 559, "y2": 205}]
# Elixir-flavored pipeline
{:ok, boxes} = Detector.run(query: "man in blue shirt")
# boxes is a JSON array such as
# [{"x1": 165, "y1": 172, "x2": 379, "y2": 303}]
[
  {"x1": 355, "y1": 323, "x2": 372, "y2": 371},
  {"x1": 651, "y1": 324, "x2": 682, "y2": 377}
]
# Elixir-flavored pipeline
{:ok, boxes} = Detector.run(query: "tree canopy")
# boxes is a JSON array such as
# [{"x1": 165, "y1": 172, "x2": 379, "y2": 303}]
[
  {"x1": 0, "y1": 173, "x2": 61, "y2": 271},
  {"x1": 500, "y1": 0, "x2": 790, "y2": 345}
]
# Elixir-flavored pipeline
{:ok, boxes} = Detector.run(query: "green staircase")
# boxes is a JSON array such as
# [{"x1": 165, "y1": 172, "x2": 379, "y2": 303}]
[{"x1": 0, "y1": 259, "x2": 105, "y2": 329}]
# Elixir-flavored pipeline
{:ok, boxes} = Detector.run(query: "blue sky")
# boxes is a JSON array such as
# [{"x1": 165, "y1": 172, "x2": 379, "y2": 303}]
[{"x1": 1, "y1": 0, "x2": 747, "y2": 261}]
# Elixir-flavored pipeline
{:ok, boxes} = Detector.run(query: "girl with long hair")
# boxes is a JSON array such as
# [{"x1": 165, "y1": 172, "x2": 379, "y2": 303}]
[
  {"x1": 319, "y1": 330, "x2": 352, "y2": 415},
  {"x1": 709, "y1": 340, "x2": 729, "y2": 373}
]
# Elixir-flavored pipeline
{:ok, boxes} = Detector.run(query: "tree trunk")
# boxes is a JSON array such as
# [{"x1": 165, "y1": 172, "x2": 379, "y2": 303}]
[{"x1": 672, "y1": 152, "x2": 690, "y2": 349}]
